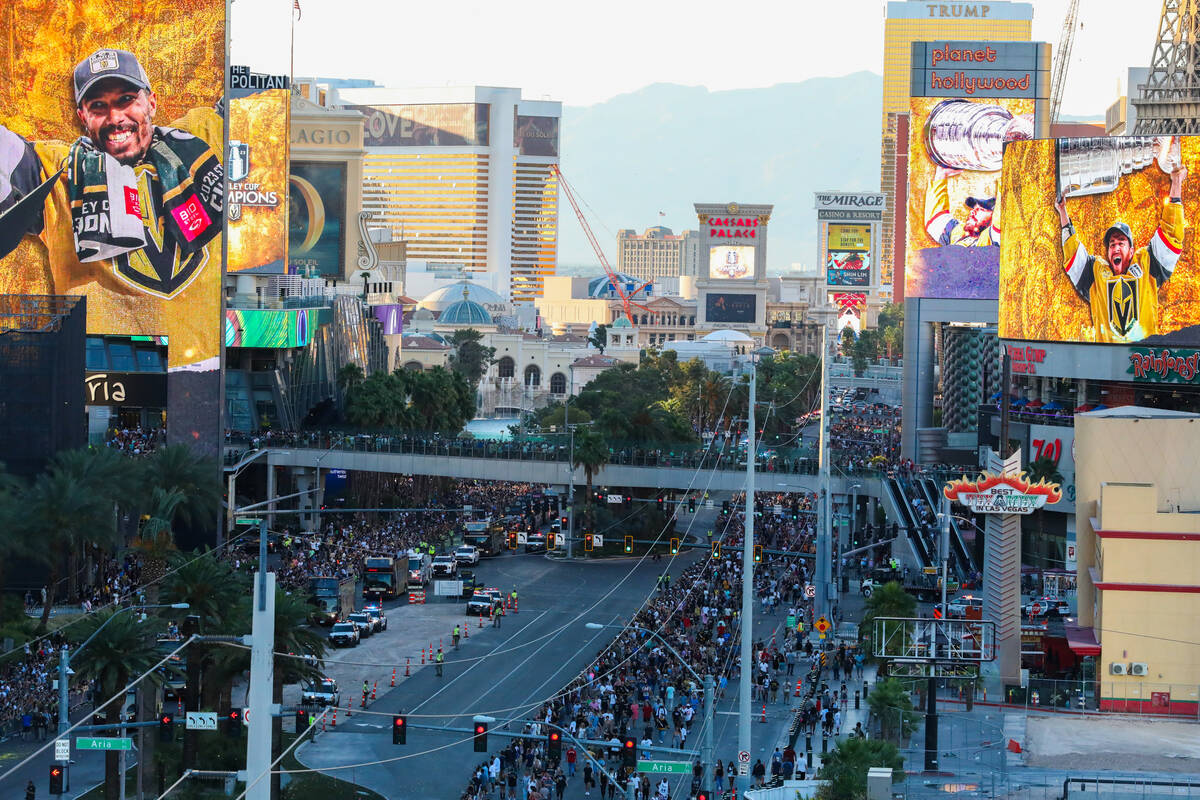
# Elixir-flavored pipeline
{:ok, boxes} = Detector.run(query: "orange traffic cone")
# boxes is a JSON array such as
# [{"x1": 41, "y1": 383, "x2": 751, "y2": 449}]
[
  {"x1": 421, "y1": 647, "x2": 426, "y2": 665},
  {"x1": 346, "y1": 697, "x2": 352, "y2": 717},
  {"x1": 478, "y1": 615, "x2": 484, "y2": 629},
  {"x1": 391, "y1": 668, "x2": 396, "y2": 687},
  {"x1": 331, "y1": 707, "x2": 337, "y2": 727},
  {"x1": 761, "y1": 704, "x2": 767, "y2": 723},
  {"x1": 405, "y1": 657, "x2": 411, "y2": 677},
  {"x1": 794, "y1": 680, "x2": 802, "y2": 697},
  {"x1": 463, "y1": 623, "x2": 469, "y2": 639},
  {"x1": 372, "y1": 681, "x2": 377, "y2": 701}
]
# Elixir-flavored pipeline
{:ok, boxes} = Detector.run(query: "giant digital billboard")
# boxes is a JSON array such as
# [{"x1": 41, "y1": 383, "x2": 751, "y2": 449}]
[
  {"x1": 825, "y1": 223, "x2": 872, "y2": 287},
  {"x1": 0, "y1": 0, "x2": 225, "y2": 450},
  {"x1": 289, "y1": 162, "x2": 347, "y2": 277},
  {"x1": 349, "y1": 103, "x2": 489, "y2": 147},
  {"x1": 227, "y1": 68, "x2": 289, "y2": 273},
  {"x1": 708, "y1": 245, "x2": 756, "y2": 280},
  {"x1": 904, "y1": 95, "x2": 1034, "y2": 299},
  {"x1": 705, "y1": 293, "x2": 756, "y2": 323},
  {"x1": 514, "y1": 114, "x2": 559, "y2": 157},
  {"x1": 998, "y1": 136, "x2": 1198, "y2": 345}
]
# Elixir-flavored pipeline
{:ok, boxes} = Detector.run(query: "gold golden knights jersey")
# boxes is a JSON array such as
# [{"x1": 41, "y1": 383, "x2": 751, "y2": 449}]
[
  {"x1": 924, "y1": 173, "x2": 1000, "y2": 248},
  {"x1": 16, "y1": 108, "x2": 222, "y2": 370},
  {"x1": 1062, "y1": 201, "x2": 1186, "y2": 344}
]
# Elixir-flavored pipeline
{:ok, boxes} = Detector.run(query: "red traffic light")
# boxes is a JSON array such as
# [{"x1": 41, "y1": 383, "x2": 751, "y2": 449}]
[
  {"x1": 475, "y1": 724, "x2": 486, "y2": 734},
  {"x1": 228, "y1": 710, "x2": 241, "y2": 720},
  {"x1": 623, "y1": 738, "x2": 636, "y2": 749},
  {"x1": 50, "y1": 767, "x2": 62, "y2": 777},
  {"x1": 549, "y1": 732, "x2": 560, "y2": 741},
  {"x1": 395, "y1": 717, "x2": 405, "y2": 727},
  {"x1": 161, "y1": 715, "x2": 172, "y2": 724}
]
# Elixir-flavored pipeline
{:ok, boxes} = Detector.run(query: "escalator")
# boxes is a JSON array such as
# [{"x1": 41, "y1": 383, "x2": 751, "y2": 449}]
[
  {"x1": 917, "y1": 477, "x2": 978, "y2": 581},
  {"x1": 882, "y1": 477, "x2": 929, "y2": 567},
  {"x1": 897, "y1": 475, "x2": 940, "y2": 569}
]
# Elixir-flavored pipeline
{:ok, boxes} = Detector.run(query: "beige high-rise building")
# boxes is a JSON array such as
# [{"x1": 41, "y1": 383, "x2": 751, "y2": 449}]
[
  {"x1": 879, "y1": 0, "x2": 1033, "y2": 291},
  {"x1": 615, "y1": 227, "x2": 701, "y2": 283}
]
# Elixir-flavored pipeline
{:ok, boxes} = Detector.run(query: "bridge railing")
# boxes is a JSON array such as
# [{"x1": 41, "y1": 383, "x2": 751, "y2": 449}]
[{"x1": 225, "y1": 431, "x2": 893, "y2": 480}]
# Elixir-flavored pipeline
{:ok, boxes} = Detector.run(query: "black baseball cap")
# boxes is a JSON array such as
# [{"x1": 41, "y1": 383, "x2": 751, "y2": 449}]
[
  {"x1": 73, "y1": 49, "x2": 152, "y2": 106},
  {"x1": 1103, "y1": 222, "x2": 1133, "y2": 247}
]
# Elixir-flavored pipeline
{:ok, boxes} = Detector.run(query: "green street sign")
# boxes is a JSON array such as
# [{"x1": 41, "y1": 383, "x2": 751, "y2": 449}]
[
  {"x1": 637, "y1": 760, "x2": 691, "y2": 774},
  {"x1": 77, "y1": 737, "x2": 132, "y2": 751},
  {"x1": 236, "y1": 517, "x2": 257, "y2": 526}
]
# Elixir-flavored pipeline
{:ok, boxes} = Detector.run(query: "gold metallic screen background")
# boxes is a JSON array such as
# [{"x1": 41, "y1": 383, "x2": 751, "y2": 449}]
[
  {"x1": 228, "y1": 88, "x2": 289, "y2": 273},
  {"x1": 999, "y1": 138, "x2": 1200, "y2": 343}
]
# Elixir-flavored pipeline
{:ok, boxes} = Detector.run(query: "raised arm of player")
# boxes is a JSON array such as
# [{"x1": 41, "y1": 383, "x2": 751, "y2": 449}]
[
  {"x1": 1057, "y1": 192, "x2": 1094, "y2": 301},
  {"x1": 924, "y1": 166, "x2": 961, "y2": 245},
  {"x1": 1147, "y1": 163, "x2": 1188, "y2": 285}
]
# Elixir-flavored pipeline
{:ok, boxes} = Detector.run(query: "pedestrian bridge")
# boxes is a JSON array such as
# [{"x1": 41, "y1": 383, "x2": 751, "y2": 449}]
[{"x1": 243, "y1": 441, "x2": 881, "y2": 496}]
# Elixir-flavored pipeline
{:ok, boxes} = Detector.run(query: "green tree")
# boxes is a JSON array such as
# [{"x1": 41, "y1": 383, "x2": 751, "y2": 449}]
[
  {"x1": 22, "y1": 458, "x2": 122, "y2": 631},
  {"x1": 70, "y1": 610, "x2": 166, "y2": 800},
  {"x1": 866, "y1": 678, "x2": 919, "y2": 744},
  {"x1": 818, "y1": 736, "x2": 904, "y2": 800},
  {"x1": 571, "y1": 426, "x2": 610, "y2": 536},
  {"x1": 131, "y1": 487, "x2": 186, "y2": 602},
  {"x1": 587, "y1": 324, "x2": 609, "y2": 354},
  {"x1": 140, "y1": 445, "x2": 221, "y2": 533},
  {"x1": 269, "y1": 590, "x2": 327, "y2": 798},
  {"x1": 861, "y1": 581, "x2": 917, "y2": 658},
  {"x1": 448, "y1": 328, "x2": 496, "y2": 388},
  {"x1": 336, "y1": 362, "x2": 365, "y2": 410}
]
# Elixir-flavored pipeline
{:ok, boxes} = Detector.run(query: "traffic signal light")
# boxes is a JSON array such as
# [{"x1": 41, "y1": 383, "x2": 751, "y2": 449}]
[
  {"x1": 622, "y1": 737, "x2": 637, "y2": 769},
  {"x1": 296, "y1": 709, "x2": 309, "y2": 730},
  {"x1": 688, "y1": 496, "x2": 696, "y2": 513},
  {"x1": 721, "y1": 500, "x2": 730, "y2": 517},
  {"x1": 508, "y1": 531, "x2": 518, "y2": 550},
  {"x1": 791, "y1": 501, "x2": 799, "y2": 521},
  {"x1": 711, "y1": 542, "x2": 721, "y2": 560},
  {"x1": 753, "y1": 544, "x2": 763, "y2": 563},
  {"x1": 393, "y1": 715, "x2": 407, "y2": 744},
  {"x1": 624, "y1": 494, "x2": 632, "y2": 509},
  {"x1": 547, "y1": 730, "x2": 563, "y2": 761},
  {"x1": 561, "y1": 515, "x2": 568, "y2": 529},
  {"x1": 697, "y1": 792, "x2": 709, "y2": 800},
  {"x1": 226, "y1": 709, "x2": 242, "y2": 735},
  {"x1": 584, "y1": 533, "x2": 594, "y2": 552},
  {"x1": 656, "y1": 496, "x2": 664, "y2": 511},
  {"x1": 670, "y1": 538, "x2": 680, "y2": 555},
  {"x1": 473, "y1": 719, "x2": 488, "y2": 753},
  {"x1": 159, "y1": 713, "x2": 174, "y2": 743},
  {"x1": 49, "y1": 764, "x2": 64, "y2": 795},
  {"x1": 624, "y1": 535, "x2": 633, "y2": 554}
]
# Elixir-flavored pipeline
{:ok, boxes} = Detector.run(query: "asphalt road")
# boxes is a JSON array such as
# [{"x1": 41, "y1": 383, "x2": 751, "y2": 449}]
[{"x1": 295, "y1": 547, "x2": 684, "y2": 800}]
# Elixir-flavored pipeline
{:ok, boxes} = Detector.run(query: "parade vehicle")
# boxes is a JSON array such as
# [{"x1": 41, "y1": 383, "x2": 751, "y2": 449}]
[
  {"x1": 432, "y1": 554, "x2": 459, "y2": 577},
  {"x1": 306, "y1": 575, "x2": 356, "y2": 626},
  {"x1": 364, "y1": 555, "x2": 407, "y2": 600},
  {"x1": 301, "y1": 677, "x2": 340, "y2": 707},
  {"x1": 329, "y1": 621, "x2": 360, "y2": 647}
]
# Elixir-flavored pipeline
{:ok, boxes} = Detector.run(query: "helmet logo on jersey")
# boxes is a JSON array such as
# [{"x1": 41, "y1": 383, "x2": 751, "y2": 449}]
[{"x1": 1107, "y1": 276, "x2": 1139, "y2": 337}]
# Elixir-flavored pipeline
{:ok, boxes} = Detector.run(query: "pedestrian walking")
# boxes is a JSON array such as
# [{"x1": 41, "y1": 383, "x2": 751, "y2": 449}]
[
  {"x1": 25, "y1": 779, "x2": 36, "y2": 800},
  {"x1": 453, "y1": 624, "x2": 461, "y2": 648},
  {"x1": 435, "y1": 647, "x2": 444, "y2": 677}
]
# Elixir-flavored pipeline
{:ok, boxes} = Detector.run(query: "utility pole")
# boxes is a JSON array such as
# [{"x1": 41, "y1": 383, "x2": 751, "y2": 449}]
[
  {"x1": 245, "y1": 518, "x2": 276, "y2": 800},
  {"x1": 737, "y1": 350, "x2": 766, "y2": 797},
  {"x1": 817, "y1": 323, "x2": 833, "y2": 621}
]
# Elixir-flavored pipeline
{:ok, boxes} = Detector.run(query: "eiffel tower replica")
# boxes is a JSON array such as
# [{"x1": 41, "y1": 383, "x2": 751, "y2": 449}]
[{"x1": 1134, "y1": 0, "x2": 1200, "y2": 133}]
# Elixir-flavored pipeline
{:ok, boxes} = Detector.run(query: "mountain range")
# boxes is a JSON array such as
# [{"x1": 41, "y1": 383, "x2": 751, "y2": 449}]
[{"x1": 556, "y1": 72, "x2": 884, "y2": 274}]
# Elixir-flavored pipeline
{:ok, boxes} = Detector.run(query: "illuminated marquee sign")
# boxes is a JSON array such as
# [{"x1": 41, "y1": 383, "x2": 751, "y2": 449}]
[
  {"x1": 943, "y1": 471, "x2": 1062, "y2": 515},
  {"x1": 910, "y1": 41, "x2": 1049, "y2": 100},
  {"x1": 705, "y1": 217, "x2": 760, "y2": 239}
]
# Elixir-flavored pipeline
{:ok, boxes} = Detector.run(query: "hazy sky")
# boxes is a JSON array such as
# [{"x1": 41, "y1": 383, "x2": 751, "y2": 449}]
[{"x1": 236, "y1": 0, "x2": 1162, "y2": 117}]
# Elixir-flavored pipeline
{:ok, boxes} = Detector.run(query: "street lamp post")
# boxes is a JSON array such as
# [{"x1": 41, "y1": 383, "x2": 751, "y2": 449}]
[
  {"x1": 566, "y1": 363, "x2": 576, "y2": 560},
  {"x1": 738, "y1": 345, "x2": 774, "y2": 797},
  {"x1": 585, "y1": 623, "x2": 713, "y2": 795}
]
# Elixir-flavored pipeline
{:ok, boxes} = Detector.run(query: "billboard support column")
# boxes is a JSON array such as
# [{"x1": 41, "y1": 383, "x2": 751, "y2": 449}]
[
  {"x1": 998, "y1": 351, "x2": 1012, "y2": 457},
  {"x1": 981, "y1": 448, "x2": 1023, "y2": 691}
]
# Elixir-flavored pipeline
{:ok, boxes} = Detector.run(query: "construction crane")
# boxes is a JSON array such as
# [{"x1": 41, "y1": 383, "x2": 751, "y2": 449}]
[
  {"x1": 1049, "y1": 0, "x2": 1081, "y2": 127},
  {"x1": 551, "y1": 164, "x2": 651, "y2": 325}
]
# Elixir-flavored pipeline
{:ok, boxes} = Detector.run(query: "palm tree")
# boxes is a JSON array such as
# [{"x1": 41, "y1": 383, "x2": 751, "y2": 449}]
[
  {"x1": 269, "y1": 591, "x2": 327, "y2": 797},
  {"x1": 818, "y1": 734, "x2": 904, "y2": 799},
  {"x1": 866, "y1": 678, "x2": 918, "y2": 744},
  {"x1": 141, "y1": 445, "x2": 221, "y2": 532},
  {"x1": 70, "y1": 610, "x2": 166, "y2": 800},
  {"x1": 860, "y1": 581, "x2": 917, "y2": 661},
  {"x1": 131, "y1": 487, "x2": 186, "y2": 604},
  {"x1": 1024, "y1": 456, "x2": 1066, "y2": 565},
  {"x1": 22, "y1": 468, "x2": 120, "y2": 631},
  {"x1": 571, "y1": 427, "x2": 610, "y2": 538}
]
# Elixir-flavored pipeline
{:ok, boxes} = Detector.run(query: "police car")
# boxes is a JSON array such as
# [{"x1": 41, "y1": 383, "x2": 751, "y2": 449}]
[{"x1": 466, "y1": 587, "x2": 505, "y2": 616}]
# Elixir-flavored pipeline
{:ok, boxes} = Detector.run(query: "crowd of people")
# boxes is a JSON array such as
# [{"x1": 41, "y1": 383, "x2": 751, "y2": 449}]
[
  {"x1": 261, "y1": 478, "x2": 550, "y2": 594},
  {"x1": 0, "y1": 636, "x2": 66, "y2": 734},
  {"x1": 104, "y1": 425, "x2": 162, "y2": 456},
  {"x1": 828, "y1": 408, "x2": 901, "y2": 474},
  {"x1": 458, "y1": 495, "x2": 856, "y2": 800}
]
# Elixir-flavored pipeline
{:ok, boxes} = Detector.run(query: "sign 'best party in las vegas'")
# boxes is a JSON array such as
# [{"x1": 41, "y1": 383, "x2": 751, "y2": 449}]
[{"x1": 943, "y1": 471, "x2": 1062, "y2": 515}]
